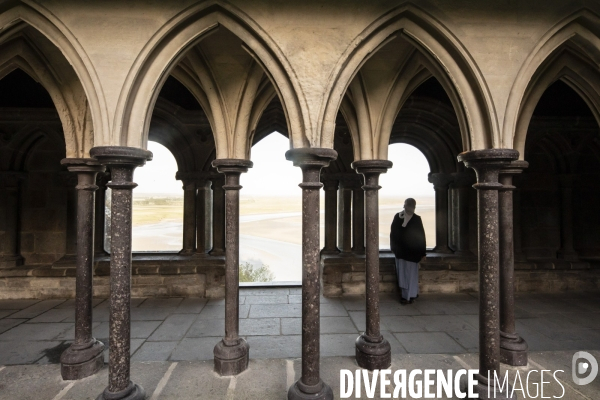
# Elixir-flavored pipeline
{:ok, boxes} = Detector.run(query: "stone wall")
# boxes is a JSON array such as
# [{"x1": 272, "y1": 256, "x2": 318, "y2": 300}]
[{"x1": 322, "y1": 253, "x2": 600, "y2": 297}]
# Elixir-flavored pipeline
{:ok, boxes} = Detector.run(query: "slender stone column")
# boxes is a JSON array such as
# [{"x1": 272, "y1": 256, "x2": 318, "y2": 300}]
[
  {"x1": 499, "y1": 160, "x2": 528, "y2": 366},
  {"x1": 196, "y1": 179, "x2": 212, "y2": 256},
  {"x1": 450, "y1": 171, "x2": 475, "y2": 257},
  {"x1": 351, "y1": 176, "x2": 365, "y2": 255},
  {"x1": 429, "y1": 172, "x2": 454, "y2": 254},
  {"x1": 337, "y1": 179, "x2": 353, "y2": 256},
  {"x1": 512, "y1": 175, "x2": 526, "y2": 262},
  {"x1": 210, "y1": 174, "x2": 226, "y2": 256},
  {"x1": 59, "y1": 158, "x2": 106, "y2": 380},
  {"x1": 458, "y1": 149, "x2": 518, "y2": 400},
  {"x1": 352, "y1": 160, "x2": 392, "y2": 370},
  {"x1": 212, "y1": 159, "x2": 252, "y2": 375},
  {"x1": 321, "y1": 178, "x2": 339, "y2": 255},
  {"x1": 63, "y1": 173, "x2": 79, "y2": 257},
  {"x1": 91, "y1": 146, "x2": 152, "y2": 400},
  {"x1": 180, "y1": 178, "x2": 197, "y2": 255},
  {"x1": 287, "y1": 148, "x2": 336, "y2": 400},
  {"x1": 0, "y1": 172, "x2": 25, "y2": 268},
  {"x1": 94, "y1": 172, "x2": 111, "y2": 257},
  {"x1": 557, "y1": 174, "x2": 579, "y2": 261}
]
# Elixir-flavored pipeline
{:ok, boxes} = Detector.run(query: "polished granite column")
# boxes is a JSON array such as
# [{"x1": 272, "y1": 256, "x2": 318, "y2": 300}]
[
  {"x1": 321, "y1": 177, "x2": 339, "y2": 255},
  {"x1": 287, "y1": 148, "x2": 336, "y2": 400},
  {"x1": 59, "y1": 158, "x2": 106, "y2": 380},
  {"x1": 352, "y1": 160, "x2": 392, "y2": 370},
  {"x1": 458, "y1": 148, "x2": 518, "y2": 400},
  {"x1": 91, "y1": 146, "x2": 152, "y2": 400}
]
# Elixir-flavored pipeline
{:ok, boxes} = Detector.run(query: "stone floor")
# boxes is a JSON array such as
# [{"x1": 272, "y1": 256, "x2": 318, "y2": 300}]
[{"x1": 0, "y1": 289, "x2": 599, "y2": 399}]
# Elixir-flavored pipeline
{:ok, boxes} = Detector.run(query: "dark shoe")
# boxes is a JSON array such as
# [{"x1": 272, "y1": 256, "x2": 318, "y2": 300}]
[
  {"x1": 400, "y1": 298, "x2": 409, "y2": 305},
  {"x1": 408, "y1": 298, "x2": 414, "y2": 304}
]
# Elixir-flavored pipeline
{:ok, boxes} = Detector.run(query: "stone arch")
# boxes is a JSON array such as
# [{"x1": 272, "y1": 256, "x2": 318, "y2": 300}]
[
  {"x1": 0, "y1": 2, "x2": 107, "y2": 157},
  {"x1": 504, "y1": 10, "x2": 600, "y2": 157},
  {"x1": 116, "y1": 2, "x2": 307, "y2": 158},
  {"x1": 320, "y1": 4, "x2": 497, "y2": 154}
]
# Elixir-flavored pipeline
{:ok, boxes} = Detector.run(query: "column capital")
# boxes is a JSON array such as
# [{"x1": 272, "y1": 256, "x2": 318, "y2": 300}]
[
  {"x1": 351, "y1": 159, "x2": 393, "y2": 175},
  {"x1": 500, "y1": 160, "x2": 529, "y2": 177},
  {"x1": 90, "y1": 146, "x2": 152, "y2": 168},
  {"x1": 428, "y1": 172, "x2": 454, "y2": 190},
  {"x1": 450, "y1": 170, "x2": 476, "y2": 189},
  {"x1": 175, "y1": 171, "x2": 215, "y2": 185},
  {"x1": 212, "y1": 159, "x2": 253, "y2": 174},
  {"x1": 61, "y1": 158, "x2": 106, "y2": 191},
  {"x1": 286, "y1": 148, "x2": 337, "y2": 170},
  {"x1": 458, "y1": 149, "x2": 519, "y2": 189}
]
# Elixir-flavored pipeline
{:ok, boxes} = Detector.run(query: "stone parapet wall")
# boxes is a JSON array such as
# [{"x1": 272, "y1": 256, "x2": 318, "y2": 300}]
[
  {"x1": 0, "y1": 254, "x2": 225, "y2": 299},
  {"x1": 322, "y1": 253, "x2": 600, "y2": 297}
]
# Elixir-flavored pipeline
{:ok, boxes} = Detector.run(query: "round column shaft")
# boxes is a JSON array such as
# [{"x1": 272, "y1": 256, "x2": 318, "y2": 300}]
[
  {"x1": 337, "y1": 180, "x2": 353, "y2": 256},
  {"x1": 196, "y1": 179, "x2": 212, "y2": 256},
  {"x1": 352, "y1": 160, "x2": 392, "y2": 371},
  {"x1": 557, "y1": 174, "x2": 579, "y2": 261},
  {"x1": 210, "y1": 175, "x2": 226, "y2": 256},
  {"x1": 212, "y1": 159, "x2": 252, "y2": 376},
  {"x1": 180, "y1": 179, "x2": 197, "y2": 255},
  {"x1": 94, "y1": 172, "x2": 110, "y2": 257},
  {"x1": 59, "y1": 158, "x2": 106, "y2": 380},
  {"x1": 458, "y1": 149, "x2": 518, "y2": 400},
  {"x1": 429, "y1": 172, "x2": 454, "y2": 254},
  {"x1": 450, "y1": 171, "x2": 475, "y2": 257},
  {"x1": 499, "y1": 161, "x2": 528, "y2": 366},
  {"x1": 0, "y1": 172, "x2": 25, "y2": 268},
  {"x1": 351, "y1": 176, "x2": 365, "y2": 255},
  {"x1": 91, "y1": 146, "x2": 152, "y2": 400},
  {"x1": 287, "y1": 148, "x2": 336, "y2": 400},
  {"x1": 321, "y1": 178, "x2": 339, "y2": 255}
]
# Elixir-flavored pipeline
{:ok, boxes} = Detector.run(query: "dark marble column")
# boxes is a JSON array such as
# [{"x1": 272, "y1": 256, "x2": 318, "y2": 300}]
[
  {"x1": 557, "y1": 174, "x2": 579, "y2": 261},
  {"x1": 210, "y1": 174, "x2": 226, "y2": 256},
  {"x1": 321, "y1": 178, "x2": 339, "y2": 255},
  {"x1": 212, "y1": 159, "x2": 252, "y2": 375},
  {"x1": 94, "y1": 172, "x2": 111, "y2": 257},
  {"x1": 0, "y1": 172, "x2": 25, "y2": 268},
  {"x1": 512, "y1": 175, "x2": 526, "y2": 262},
  {"x1": 337, "y1": 179, "x2": 353, "y2": 256},
  {"x1": 450, "y1": 171, "x2": 475, "y2": 257},
  {"x1": 54, "y1": 172, "x2": 79, "y2": 267},
  {"x1": 499, "y1": 160, "x2": 528, "y2": 367},
  {"x1": 352, "y1": 160, "x2": 392, "y2": 371},
  {"x1": 196, "y1": 179, "x2": 212, "y2": 256},
  {"x1": 351, "y1": 176, "x2": 365, "y2": 255},
  {"x1": 180, "y1": 178, "x2": 197, "y2": 255},
  {"x1": 458, "y1": 149, "x2": 518, "y2": 400},
  {"x1": 59, "y1": 158, "x2": 106, "y2": 380},
  {"x1": 429, "y1": 172, "x2": 454, "y2": 254},
  {"x1": 90, "y1": 146, "x2": 152, "y2": 400},
  {"x1": 287, "y1": 148, "x2": 336, "y2": 400}
]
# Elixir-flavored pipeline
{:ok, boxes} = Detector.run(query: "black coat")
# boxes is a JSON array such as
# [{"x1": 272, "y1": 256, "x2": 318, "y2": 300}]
[{"x1": 390, "y1": 213, "x2": 426, "y2": 263}]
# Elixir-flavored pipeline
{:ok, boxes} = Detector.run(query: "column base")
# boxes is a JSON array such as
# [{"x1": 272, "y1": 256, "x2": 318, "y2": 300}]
[
  {"x1": 60, "y1": 338, "x2": 105, "y2": 380},
  {"x1": 431, "y1": 246, "x2": 454, "y2": 254},
  {"x1": 288, "y1": 379, "x2": 333, "y2": 400},
  {"x1": 209, "y1": 249, "x2": 226, "y2": 257},
  {"x1": 192, "y1": 251, "x2": 211, "y2": 258},
  {"x1": 214, "y1": 338, "x2": 249, "y2": 376},
  {"x1": 355, "y1": 334, "x2": 391, "y2": 370},
  {"x1": 557, "y1": 250, "x2": 579, "y2": 262},
  {"x1": 0, "y1": 255, "x2": 24, "y2": 269},
  {"x1": 52, "y1": 254, "x2": 77, "y2": 269},
  {"x1": 178, "y1": 249, "x2": 196, "y2": 256},
  {"x1": 97, "y1": 382, "x2": 145, "y2": 400},
  {"x1": 500, "y1": 331, "x2": 528, "y2": 366},
  {"x1": 320, "y1": 248, "x2": 340, "y2": 256},
  {"x1": 460, "y1": 373, "x2": 515, "y2": 400}
]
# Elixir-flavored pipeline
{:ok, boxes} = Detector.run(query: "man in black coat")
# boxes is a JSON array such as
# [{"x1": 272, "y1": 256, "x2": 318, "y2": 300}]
[{"x1": 390, "y1": 198, "x2": 426, "y2": 304}]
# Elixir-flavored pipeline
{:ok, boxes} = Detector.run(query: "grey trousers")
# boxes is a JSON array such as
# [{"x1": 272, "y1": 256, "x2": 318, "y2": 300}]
[{"x1": 395, "y1": 258, "x2": 419, "y2": 300}]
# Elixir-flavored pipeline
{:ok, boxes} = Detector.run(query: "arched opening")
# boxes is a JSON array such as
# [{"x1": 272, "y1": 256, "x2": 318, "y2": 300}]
[
  {"x1": 379, "y1": 143, "x2": 435, "y2": 249},
  {"x1": 240, "y1": 132, "x2": 302, "y2": 283},
  {"x1": 521, "y1": 80, "x2": 600, "y2": 263},
  {"x1": 130, "y1": 141, "x2": 183, "y2": 252}
]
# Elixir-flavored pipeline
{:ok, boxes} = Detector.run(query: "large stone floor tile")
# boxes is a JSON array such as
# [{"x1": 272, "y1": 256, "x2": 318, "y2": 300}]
[
  {"x1": 0, "y1": 322, "x2": 72, "y2": 341},
  {"x1": 158, "y1": 360, "x2": 230, "y2": 398},
  {"x1": 393, "y1": 332, "x2": 465, "y2": 354},
  {"x1": 94, "y1": 320, "x2": 162, "y2": 339},
  {"x1": 174, "y1": 297, "x2": 207, "y2": 313},
  {"x1": 132, "y1": 341, "x2": 178, "y2": 361},
  {"x1": 0, "y1": 364, "x2": 66, "y2": 399},
  {"x1": 0, "y1": 318, "x2": 26, "y2": 334},
  {"x1": 246, "y1": 335, "x2": 301, "y2": 359},
  {"x1": 170, "y1": 337, "x2": 221, "y2": 361},
  {"x1": 139, "y1": 297, "x2": 184, "y2": 308},
  {"x1": 248, "y1": 304, "x2": 301, "y2": 318},
  {"x1": 186, "y1": 318, "x2": 225, "y2": 337},
  {"x1": 240, "y1": 317, "x2": 280, "y2": 336},
  {"x1": 412, "y1": 314, "x2": 477, "y2": 332},
  {"x1": 147, "y1": 313, "x2": 197, "y2": 341},
  {"x1": 0, "y1": 299, "x2": 40, "y2": 310},
  {"x1": 0, "y1": 340, "x2": 63, "y2": 365},
  {"x1": 8, "y1": 300, "x2": 65, "y2": 319},
  {"x1": 28, "y1": 308, "x2": 73, "y2": 323},
  {"x1": 321, "y1": 316, "x2": 359, "y2": 334}
]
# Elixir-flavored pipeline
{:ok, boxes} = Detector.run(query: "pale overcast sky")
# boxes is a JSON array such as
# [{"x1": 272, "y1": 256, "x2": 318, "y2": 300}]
[{"x1": 135, "y1": 134, "x2": 434, "y2": 197}]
